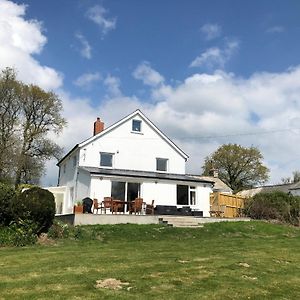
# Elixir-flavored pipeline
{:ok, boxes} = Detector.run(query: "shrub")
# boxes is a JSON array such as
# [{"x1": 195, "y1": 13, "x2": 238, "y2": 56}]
[
  {"x1": 47, "y1": 220, "x2": 70, "y2": 239},
  {"x1": 244, "y1": 191, "x2": 300, "y2": 226},
  {"x1": 0, "y1": 183, "x2": 16, "y2": 226},
  {"x1": 0, "y1": 219, "x2": 37, "y2": 247},
  {"x1": 13, "y1": 187, "x2": 56, "y2": 234}
]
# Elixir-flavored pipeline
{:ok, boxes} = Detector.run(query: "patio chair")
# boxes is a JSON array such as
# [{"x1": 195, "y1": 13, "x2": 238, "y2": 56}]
[
  {"x1": 129, "y1": 198, "x2": 144, "y2": 215},
  {"x1": 93, "y1": 198, "x2": 102, "y2": 214},
  {"x1": 145, "y1": 200, "x2": 155, "y2": 215},
  {"x1": 101, "y1": 197, "x2": 113, "y2": 214}
]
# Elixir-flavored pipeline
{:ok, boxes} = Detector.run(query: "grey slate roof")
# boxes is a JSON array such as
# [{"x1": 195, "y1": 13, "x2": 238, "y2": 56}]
[
  {"x1": 237, "y1": 183, "x2": 295, "y2": 197},
  {"x1": 289, "y1": 181, "x2": 300, "y2": 190},
  {"x1": 80, "y1": 167, "x2": 214, "y2": 184}
]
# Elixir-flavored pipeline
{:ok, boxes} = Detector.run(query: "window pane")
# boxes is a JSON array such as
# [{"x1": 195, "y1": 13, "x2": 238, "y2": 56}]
[
  {"x1": 177, "y1": 185, "x2": 188, "y2": 205},
  {"x1": 156, "y1": 158, "x2": 167, "y2": 171},
  {"x1": 132, "y1": 120, "x2": 141, "y2": 132},
  {"x1": 190, "y1": 190, "x2": 196, "y2": 205},
  {"x1": 127, "y1": 182, "x2": 140, "y2": 202},
  {"x1": 100, "y1": 153, "x2": 112, "y2": 167},
  {"x1": 111, "y1": 181, "x2": 126, "y2": 200}
]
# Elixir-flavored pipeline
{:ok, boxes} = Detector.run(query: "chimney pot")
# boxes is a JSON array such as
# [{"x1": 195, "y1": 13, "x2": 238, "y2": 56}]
[
  {"x1": 209, "y1": 168, "x2": 219, "y2": 178},
  {"x1": 93, "y1": 117, "x2": 104, "y2": 135}
]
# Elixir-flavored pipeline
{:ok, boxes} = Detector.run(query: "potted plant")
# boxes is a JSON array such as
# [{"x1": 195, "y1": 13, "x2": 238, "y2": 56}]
[{"x1": 73, "y1": 200, "x2": 83, "y2": 214}]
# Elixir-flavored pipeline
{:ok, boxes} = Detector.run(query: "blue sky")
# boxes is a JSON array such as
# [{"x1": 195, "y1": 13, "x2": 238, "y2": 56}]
[
  {"x1": 1, "y1": 0, "x2": 300, "y2": 185},
  {"x1": 14, "y1": 0, "x2": 300, "y2": 101}
]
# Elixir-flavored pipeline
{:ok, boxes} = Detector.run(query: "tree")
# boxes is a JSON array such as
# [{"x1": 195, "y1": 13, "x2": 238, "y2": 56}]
[
  {"x1": 14, "y1": 84, "x2": 65, "y2": 186},
  {"x1": 0, "y1": 68, "x2": 21, "y2": 182},
  {"x1": 0, "y1": 68, "x2": 66, "y2": 185},
  {"x1": 281, "y1": 170, "x2": 300, "y2": 184},
  {"x1": 293, "y1": 171, "x2": 300, "y2": 183},
  {"x1": 202, "y1": 143, "x2": 269, "y2": 192}
]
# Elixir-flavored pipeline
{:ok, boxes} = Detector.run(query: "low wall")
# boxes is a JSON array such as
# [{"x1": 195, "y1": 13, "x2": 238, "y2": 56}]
[
  {"x1": 55, "y1": 214, "x2": 74, "y2": 225},
  {"x1": 73, "y1": 214, "x2": 160, "y2": 226}
]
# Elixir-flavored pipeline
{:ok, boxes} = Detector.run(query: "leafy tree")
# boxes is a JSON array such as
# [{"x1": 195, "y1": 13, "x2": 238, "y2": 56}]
[
  {"x1": 15, "y1": 84, "x2": 65, "y2": 186},
  {"x1": 202, "y1": 143, "x2": 269, "y2": 192},
  {"x1": 292, "y1": 171, "x2": 300, "y2": 183},
  {"x1": 0, "y1": 182, "x2": 16, "y2": 226},
  {"x1": 281, "y1": 170, "x2": 300, "y2": 184},
  {"x1": 0, "y1": 67, "x2": 66, "y2": 185},
  {"x1": 0, "y1": 68, "x2": 21, "y2": 182}
]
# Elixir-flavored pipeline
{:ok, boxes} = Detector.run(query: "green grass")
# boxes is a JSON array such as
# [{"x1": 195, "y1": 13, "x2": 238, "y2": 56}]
[{"x1": 0, "y1": 221, "x2": 300, "y2": 299}]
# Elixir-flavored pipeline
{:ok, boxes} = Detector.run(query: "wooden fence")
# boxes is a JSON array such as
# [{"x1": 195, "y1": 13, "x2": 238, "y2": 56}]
[{"x1": 209, "y1": 192, "x2": 245, "y2": 218}]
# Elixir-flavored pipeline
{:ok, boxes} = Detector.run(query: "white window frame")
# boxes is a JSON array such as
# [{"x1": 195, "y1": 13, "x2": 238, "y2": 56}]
[
  {"x1": 156, "y1": 158, "x2": 168, "y2": 172},
  {"x1": 189, "y1": 186, "x2": 196, "y2": 206},
  {"x1": 176, "y1": 185, "x2": 197, "y2": 206},
  {"x1": 100, "y1": 152, "x2": 114, "y2": 168},
  {"x1": 132, "y1": 119, "x2": 142, "y2": 132}
]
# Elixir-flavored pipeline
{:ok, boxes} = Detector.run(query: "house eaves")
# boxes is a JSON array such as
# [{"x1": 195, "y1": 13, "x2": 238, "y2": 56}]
[
  {"x1": 81, "y1": 167, "x2": 214, "y2": 185},
  {"x1": 56, "y1": 144, "x2": 79, "y2": 166}
]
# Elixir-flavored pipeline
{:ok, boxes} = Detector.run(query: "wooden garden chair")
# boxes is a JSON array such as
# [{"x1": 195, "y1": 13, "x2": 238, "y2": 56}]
[
  {"x1": 93, "y1": 198, "x2": 102, "y2": 214},
  {"x1": 129, "y1": 198, "x2": 144, "y2": 215},
  {"x1": 145, "y1": 200, "x2": 155, "y2": 215},
  {"x1": 101, "y1": 197, "x2": 113, "y2": 214}
]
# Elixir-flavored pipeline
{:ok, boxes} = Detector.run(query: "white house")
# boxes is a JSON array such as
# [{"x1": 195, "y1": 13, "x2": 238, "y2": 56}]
[{"x1": 55, "y1": 110, "x2": 213, "y2": 216}]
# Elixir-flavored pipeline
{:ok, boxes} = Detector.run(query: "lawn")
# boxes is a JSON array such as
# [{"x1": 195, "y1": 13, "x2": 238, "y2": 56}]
[{"x1": 0, "y1": 221, "x2": 299, "y2": 299}]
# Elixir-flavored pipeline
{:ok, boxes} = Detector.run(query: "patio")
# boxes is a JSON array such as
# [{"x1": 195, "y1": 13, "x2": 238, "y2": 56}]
[{"x1": 55, "y1": 213, "x2": 250, "y2": 227}]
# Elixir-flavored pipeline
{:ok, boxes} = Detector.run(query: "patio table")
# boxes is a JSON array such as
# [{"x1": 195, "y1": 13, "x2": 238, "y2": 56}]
[{"x1": 112, "y1": 200, "x2": 131, "y2": 213}]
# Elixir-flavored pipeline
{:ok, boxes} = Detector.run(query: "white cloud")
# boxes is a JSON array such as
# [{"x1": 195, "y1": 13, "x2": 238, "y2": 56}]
[
  {"x1": 86, "y1": 4, "x2": 116, "y2": 36},
  {"x1": 103, "y1": 75, "x2": 122, "y2": 97},
  {"x1": 75, "y1": 32, "x2": 92, "y2": 59},
  {"x1": 73, "y1": 72, "x2": 101, "y2": 89},
  {"x1": 42, "y1": 65, "x2": 300, "y2": 186},
  {"x1": 266, "y1": 26, "x2": 285, "y2": 34},
  {"x1": 190, "y1": 39, "x2": 239, "y2": 69},
  {"x1": 200, "y1": 23, "x2": 221, "y2": 40},
  {"x1": 0, "y1": 0, "x2": 63, "y2": 90},
  {"x1": 133, "y1": 61, "x2": 164, "y2": 87}
]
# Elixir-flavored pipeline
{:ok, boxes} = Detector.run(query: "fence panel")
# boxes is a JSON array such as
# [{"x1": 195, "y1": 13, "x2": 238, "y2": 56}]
[{"x1": 209, "y1": 192, "x2": 245, "y2": 218}]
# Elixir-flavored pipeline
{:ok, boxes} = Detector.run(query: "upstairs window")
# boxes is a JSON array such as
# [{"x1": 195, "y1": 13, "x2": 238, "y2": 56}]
[
  {"x1": 156, "y1": 158, "x2": 168, "y2": 172},
  {"x1": 100, "y1": 152, "x2": 113, "y2": 167},
  {"x1": 132, "y1": 119, "x2": 142, "y2": 132}
]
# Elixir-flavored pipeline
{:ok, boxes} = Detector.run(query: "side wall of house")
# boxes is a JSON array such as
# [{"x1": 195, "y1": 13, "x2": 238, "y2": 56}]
[
  {"x1": 79, "y1": 114, "x2": 186, "y2": 174},
  {"x1": 58, "y1": 150, "x2": 79, "y2": 213},
  {"x1": 76, "y1": 170, "x2": 91, "y2": 203}
]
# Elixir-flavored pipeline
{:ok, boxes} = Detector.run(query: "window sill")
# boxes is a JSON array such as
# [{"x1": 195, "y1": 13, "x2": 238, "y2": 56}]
[{"x1": 131, "y1": 131, "x2": 143, "y2": 135}]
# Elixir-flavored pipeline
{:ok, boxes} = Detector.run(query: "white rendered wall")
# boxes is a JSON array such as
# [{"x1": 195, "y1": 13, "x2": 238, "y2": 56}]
[
  {"x1": 195, "y1": 186, "x2": 211, "y2": 217},
  {"x1": 89, "y1": 175, "x2": 211, "y2": 214},
  {"x1": 90, "y1": 177, "x2": 111, "y2": 201},
  {"x1": 79, "y1": 114, "x2": 186, "y2": 174},
  {"x1": 76, "y1": 170, "x2": 91, "y2": 201},
  {"x1": 58, "y1": 151, "x2": 79, "y2": 213}
]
